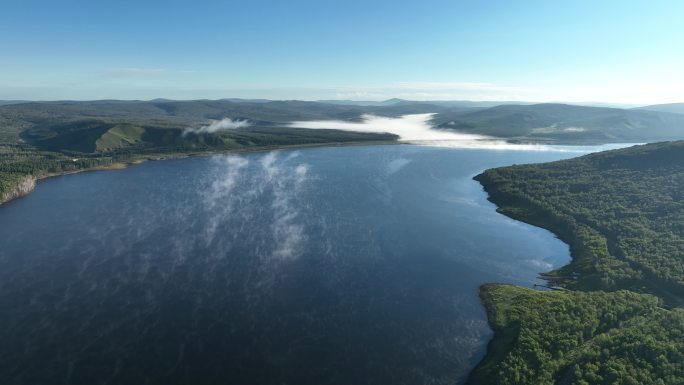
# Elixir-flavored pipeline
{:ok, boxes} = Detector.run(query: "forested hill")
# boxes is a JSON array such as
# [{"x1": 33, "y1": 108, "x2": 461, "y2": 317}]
[
  {"x1": 477, "y1": 141, "x2": 684, "y2": 300},
  {"x1": 433, "y1": 103, "x2": 684, "y2": 142},
  {"x1": 472, "y1": 141, "x2": 684, "y2": 384},
  {"x1": 3, "y1": 100, "x2": 684, "y2": 147},
  {"x1": 468, "y1": 285, "x2": 684, "y2": 385},
  {"x1": 637, "y1": 103, "x2": 684, "y2": 115}
]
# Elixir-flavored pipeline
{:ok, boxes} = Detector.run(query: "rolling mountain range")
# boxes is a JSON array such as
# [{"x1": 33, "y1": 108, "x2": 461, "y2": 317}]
[
  {"x1": 434, "y1": 103, "x2": 684, "y2": 142},
  {"x1": 1, "y1": 99, "x2": 684, "y2": 154},
  {"x1": 636, "y1": 103, "x2": 684, "y2": 115}
]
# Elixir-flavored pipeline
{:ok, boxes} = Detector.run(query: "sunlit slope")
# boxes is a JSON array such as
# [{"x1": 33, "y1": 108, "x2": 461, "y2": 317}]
[{"x1": 94, "y1": 124, "x2": 146, "y2": 151}]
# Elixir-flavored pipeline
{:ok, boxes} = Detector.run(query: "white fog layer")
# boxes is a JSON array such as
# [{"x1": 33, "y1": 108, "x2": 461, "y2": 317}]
[
  {"x1": 289, "y1": 113, "x2": 486, "y2": 141},
  {"x1": 289, "y1": 113, "x2": 637, "y2": 152}
]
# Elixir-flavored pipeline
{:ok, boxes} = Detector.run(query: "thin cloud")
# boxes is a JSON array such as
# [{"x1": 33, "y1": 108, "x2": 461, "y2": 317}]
[
  {"x1": 330, "y1": 81, "x2": 535, "y2": 102},
  {"x1": 390, "y1": 81, "x2": 533, "y2": 93},
  {"x1": 104, "y1": 67, "x2": 166, "y2": 78},
  {"x1": 184, "y1": 118, "x2": 251, "y2": 135},
  {"x1": 289, "y1": 113, "x2": 488, "y2": 141}
]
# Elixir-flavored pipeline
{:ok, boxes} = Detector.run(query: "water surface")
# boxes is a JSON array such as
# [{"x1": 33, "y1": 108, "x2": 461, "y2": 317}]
[{"x1": 0, "y1": 144, "x2": 613, "y2": 384}]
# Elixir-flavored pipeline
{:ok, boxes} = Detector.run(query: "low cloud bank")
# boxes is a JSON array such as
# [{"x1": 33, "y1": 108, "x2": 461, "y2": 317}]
[
  {"x1": 184, "y1": 118, "x2": 251, "y2": 135},
  {"x1": 290, "y1": 113, "x2": 486, "y2": 142},
  {"x1": 416, "y1": 140, "x2": 636, "y2": 153},
  {"x1": 289, "y1": 114, "x2": 636, "y2": 152}
]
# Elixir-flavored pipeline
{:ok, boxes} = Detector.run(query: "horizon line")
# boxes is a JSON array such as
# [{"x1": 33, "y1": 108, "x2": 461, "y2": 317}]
[{"x1": 2, "y1": 97, "x2": 678, "y2": 108}]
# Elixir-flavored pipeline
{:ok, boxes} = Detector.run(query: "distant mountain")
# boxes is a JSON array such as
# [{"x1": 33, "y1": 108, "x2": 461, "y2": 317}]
[
  {"x1": 317, "y1": 99, "x2": 399, "y2": 106},
  {"x1": 0, "y1": 100, "x2": 30, "y2": 106},
  {"x1": 432, "y1": 103, "x2": 684, "y2": 142},
  {"x1": 221, "y1": 98, "x2": 272, "y2": 104},
  {"x1": 636, "y1": 103, "x2": 684, "y2": 115},
  {"x1": 0, "y1": 99, "x2": 365, "y2": 126},
  {"x1": 319, "y1": 98, "x2": 532, "y2": 109},
  {"x1": 389, "y1": 99, "x2": 533, "y2": 108},
  {"x1": 3, "y1": 100, "x2": 684, "y2": 147}
]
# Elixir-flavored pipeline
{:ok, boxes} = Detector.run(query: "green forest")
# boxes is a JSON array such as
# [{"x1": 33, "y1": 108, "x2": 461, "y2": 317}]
[
  {"x1": 472, "y1": 141, "x2": 684, "y2": 384},
  {"x1": 469, "y1": 285, "x2": 684, "y2": 385}
]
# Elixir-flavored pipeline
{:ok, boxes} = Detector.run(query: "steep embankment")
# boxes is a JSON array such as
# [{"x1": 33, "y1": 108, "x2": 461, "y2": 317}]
[{"x1": 0, "y1": 175, "x2": 36, "y2": 204}]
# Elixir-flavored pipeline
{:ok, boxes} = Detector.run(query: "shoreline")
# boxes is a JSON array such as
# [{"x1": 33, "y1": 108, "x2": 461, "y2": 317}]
[
  {"x1": 465, "y1": 141, "x2": 684, "y2": 383},
  {"x1": 473, "y1": 171, "x2": 583, "y2": 289},
  {"x1": 465, "y1": 171, "x2": 584, "y2": 384},
  {"x1": 467, "y1": 165, "x2": 628, "y2": 382},
  {"x1": 465, "y1": 170, "x2": 581, "y2": 385},
  {"x1": 0, "y1": 140, "x2": 399, "y2": 208},
  {"x1": 0, "y1": 138, "x2": 633, "y2": 209},
  {"x1": 465, "y1": 283, "x2": 517, "y2": 385}
]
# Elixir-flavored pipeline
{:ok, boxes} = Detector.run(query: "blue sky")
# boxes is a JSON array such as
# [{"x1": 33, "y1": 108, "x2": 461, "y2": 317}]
[{"x1": 1, "y1": 0, "x2": 683, "y2": 103}]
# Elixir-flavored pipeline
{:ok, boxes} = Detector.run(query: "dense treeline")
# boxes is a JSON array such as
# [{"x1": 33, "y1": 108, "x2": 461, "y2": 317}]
[
  {"x1": 472, "y1": 141, "x2": 684, "y2": 384},
  {"x1": 0, "y1": 142, "x2": 117, "y2": 200},
  {"x1": 468, "y1": 285, "x2": 684, "y2": 385},
  {"x1": 476, "y1": 141, "x2": 684, "y2": 302}
]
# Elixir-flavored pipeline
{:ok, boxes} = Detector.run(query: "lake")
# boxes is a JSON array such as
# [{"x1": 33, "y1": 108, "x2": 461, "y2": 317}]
[{"x1": 0, "y1": 144, "x2": 621, "y2": 385}]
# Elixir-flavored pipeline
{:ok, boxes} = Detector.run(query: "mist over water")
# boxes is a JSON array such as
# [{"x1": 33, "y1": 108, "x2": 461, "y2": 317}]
[
  {"x1": 290, "y1": 114, "x2": 638, "y2": 152},
  {"x1": 290, "y1": 113, "x2": 487, "y2": 141},
  {"x1": 201, "y1": 152, "x2": 310, "y2": 263},
  {"x1": 0, "y1": 145, "x2": 614, "y2": 384}
]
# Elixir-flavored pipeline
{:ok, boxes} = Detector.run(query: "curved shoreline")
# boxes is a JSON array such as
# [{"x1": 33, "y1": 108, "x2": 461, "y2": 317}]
[
  {"x1": 466, "y1": 166, "x2": 599, "y2": 383},
  {"x1": 464, "y1": 172, "x2": 577, "y2": 384},
  {"x1": 472, "y1": 171, "x2": 583, "y2": 288},
  {"x1": 465, "y1": 142, "x2": 684, "y2": 383}
]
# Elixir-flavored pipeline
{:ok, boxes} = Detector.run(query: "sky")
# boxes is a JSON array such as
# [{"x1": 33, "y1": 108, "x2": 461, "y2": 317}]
[{"x1": 1, "y1": 0, "x2": 683, "y2": 104}]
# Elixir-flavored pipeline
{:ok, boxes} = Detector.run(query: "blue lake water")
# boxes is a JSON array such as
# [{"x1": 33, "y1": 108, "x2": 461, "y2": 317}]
[{"x1": 0, "y1": 144, "x2": 621, "y2": 384}]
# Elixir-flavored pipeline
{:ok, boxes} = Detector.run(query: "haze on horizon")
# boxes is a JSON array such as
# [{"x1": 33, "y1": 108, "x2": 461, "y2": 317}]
[{"x1": 1, "y1": 0, "x2": 683, "y2": 105}]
